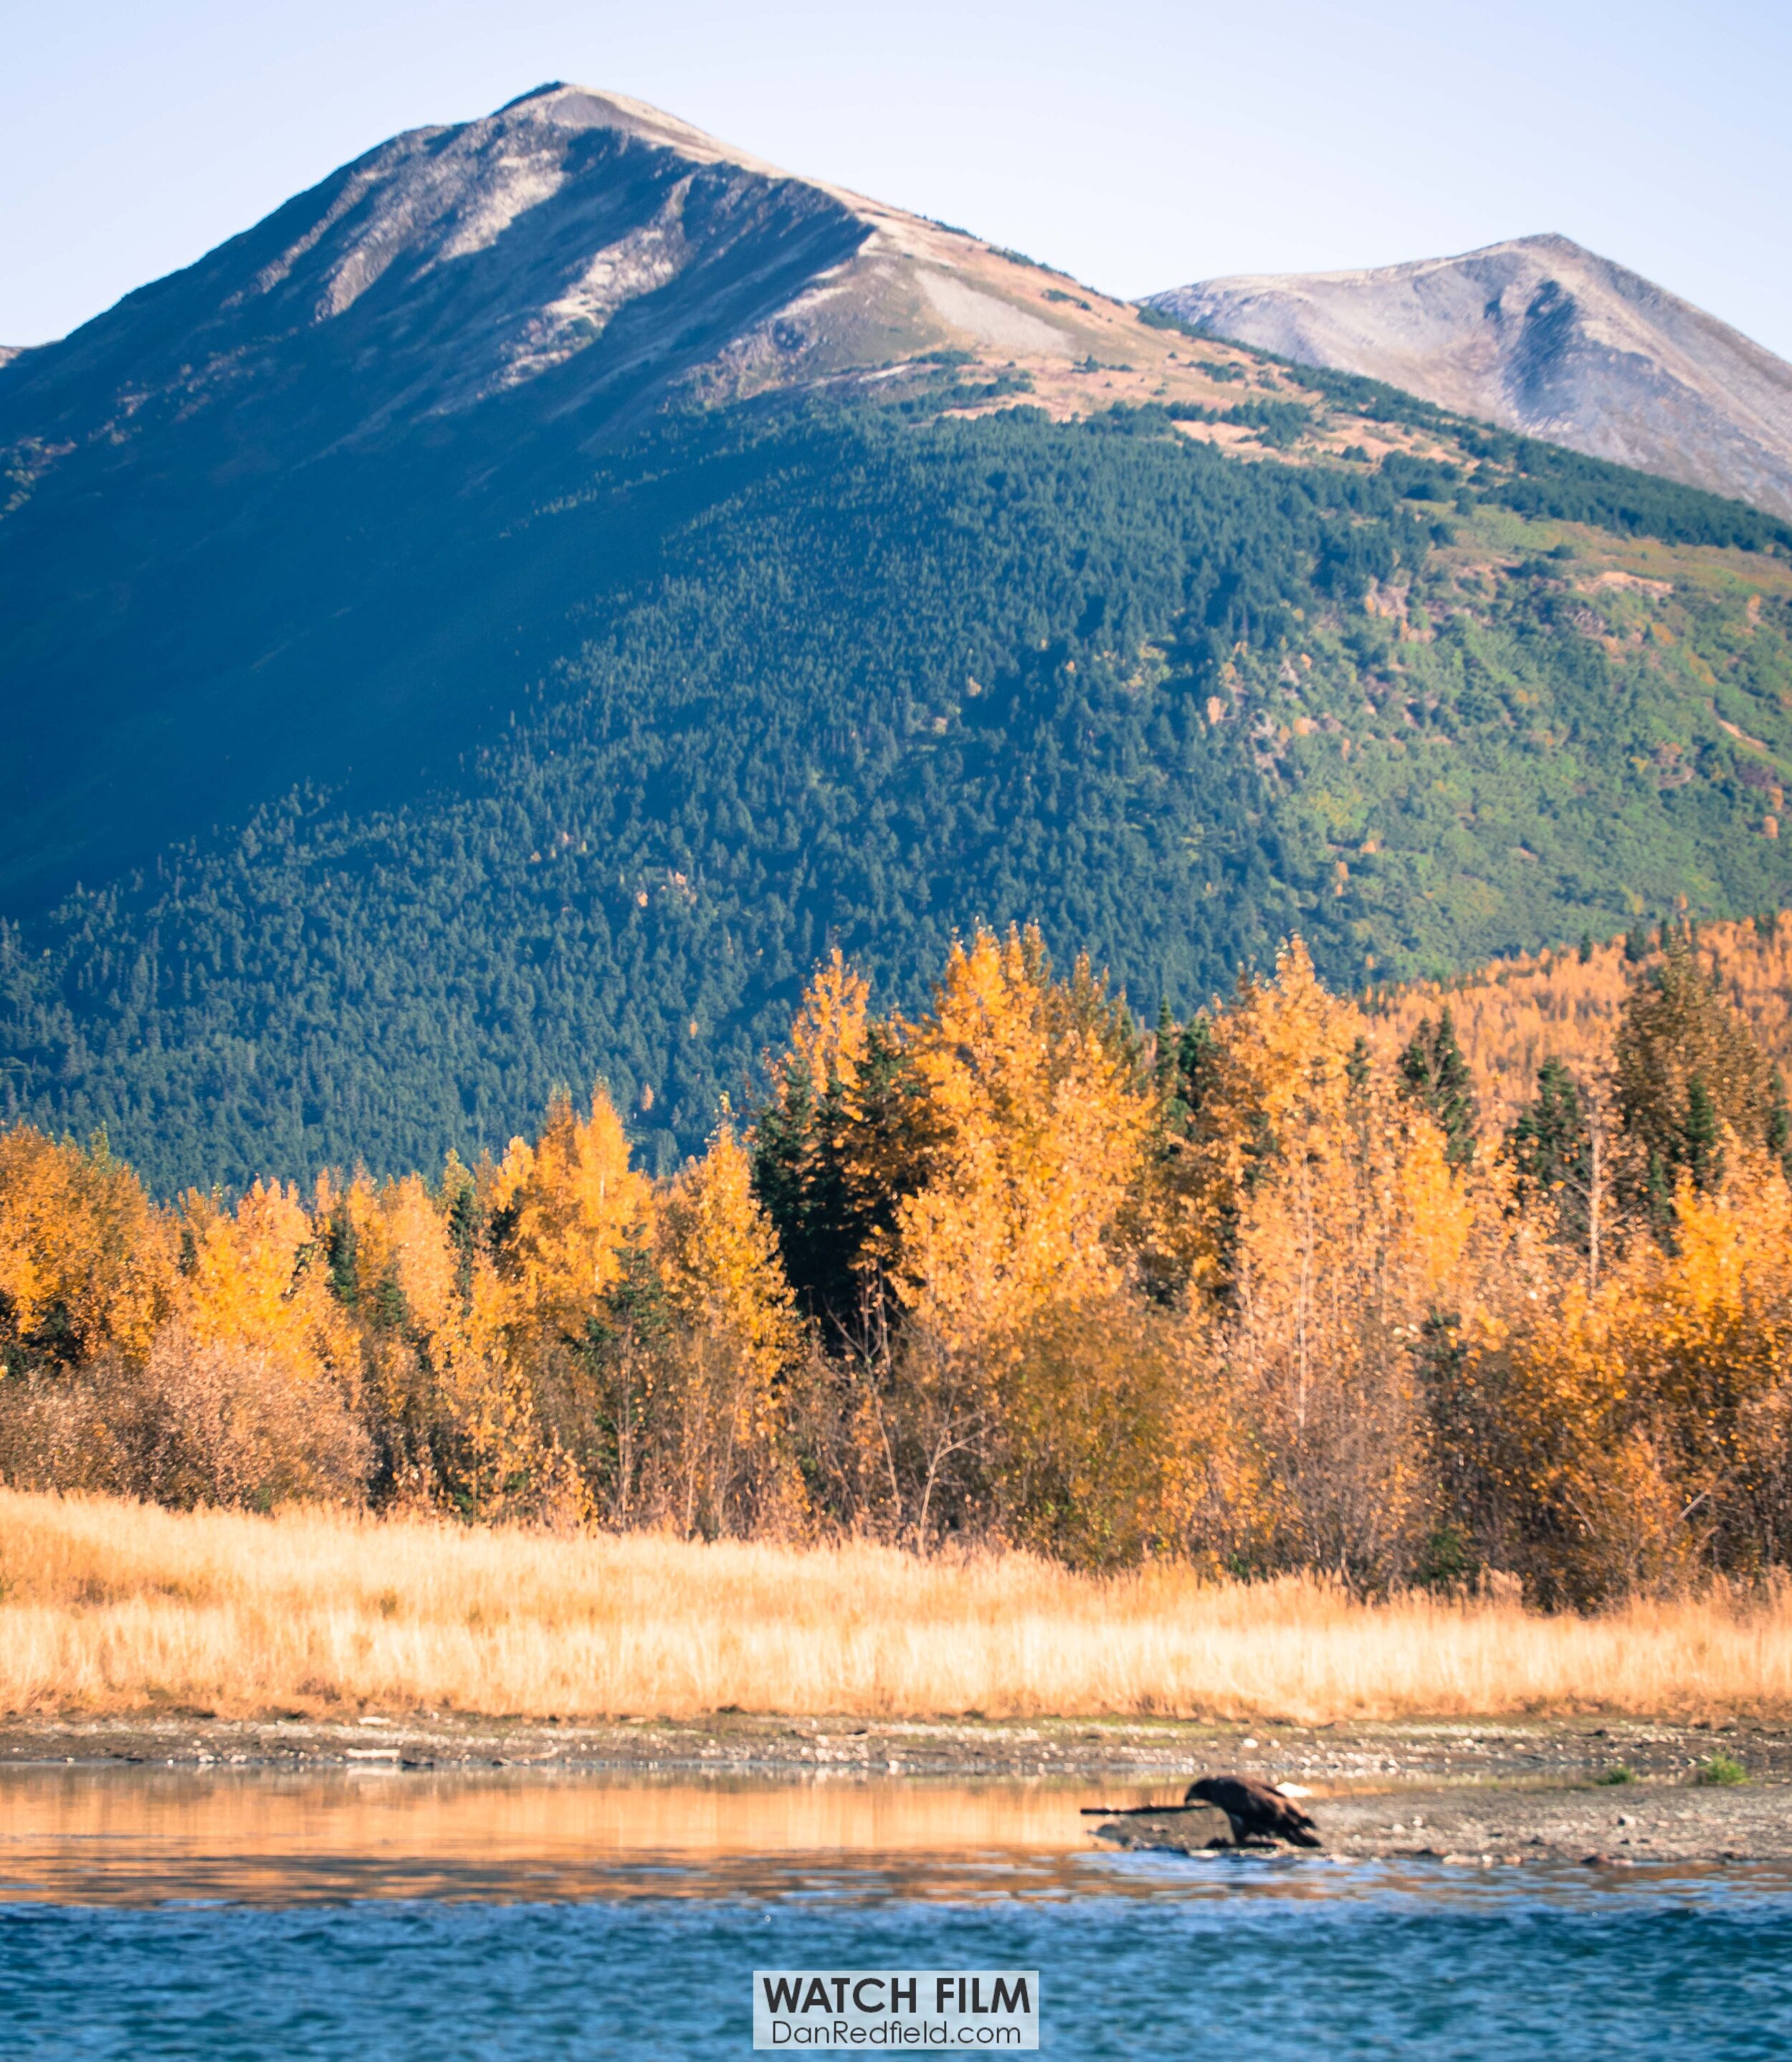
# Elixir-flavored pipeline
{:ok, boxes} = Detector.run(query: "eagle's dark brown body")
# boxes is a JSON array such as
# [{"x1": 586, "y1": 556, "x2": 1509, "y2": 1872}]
[{"x1": 1185, "y1": 1775, "x2": 1322, "y2": 1848}]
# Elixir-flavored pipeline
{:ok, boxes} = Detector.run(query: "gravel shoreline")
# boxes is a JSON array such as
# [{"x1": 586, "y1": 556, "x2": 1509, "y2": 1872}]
[
  {"x1": 1092, "y1": 1784, "x2": 1792, "y2": 1869},
  {"x1": 1, "y1": 1712, "x2": 1788, "y2": 1864}
]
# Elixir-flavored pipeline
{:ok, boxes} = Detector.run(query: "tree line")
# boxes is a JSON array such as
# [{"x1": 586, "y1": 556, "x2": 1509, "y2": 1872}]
[{"x1": 4, "y1": 920, "x2": 1792, "y2": 1602}]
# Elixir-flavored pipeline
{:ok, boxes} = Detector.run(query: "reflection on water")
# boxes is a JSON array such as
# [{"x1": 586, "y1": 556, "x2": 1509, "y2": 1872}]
[
  {"x1": 2, "y1": 1769, "x2": 1791, "y2": 2058},
  {"x1": 0, "y1": 1766, "x2": 1189, "y2": 1906},
  {"x1": 4, "y1": 1765, "x2": 1792, "y2": 1909}
]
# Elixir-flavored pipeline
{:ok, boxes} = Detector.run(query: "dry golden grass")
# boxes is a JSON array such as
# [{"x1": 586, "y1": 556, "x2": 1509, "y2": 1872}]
[{"x1": 3, "y1": 1488, "x2": 1788, "y2": 1724}]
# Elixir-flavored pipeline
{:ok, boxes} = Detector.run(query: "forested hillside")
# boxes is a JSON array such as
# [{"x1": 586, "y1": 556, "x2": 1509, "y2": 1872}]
[{"x1": 3, "y1": 386, "x2": 1790, "y2": 1191}]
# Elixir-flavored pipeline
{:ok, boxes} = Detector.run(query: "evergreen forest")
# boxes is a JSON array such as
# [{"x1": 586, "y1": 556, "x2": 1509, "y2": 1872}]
[{"x1": 4, "y1": 388, "x2": 1791, "y2": 1192}]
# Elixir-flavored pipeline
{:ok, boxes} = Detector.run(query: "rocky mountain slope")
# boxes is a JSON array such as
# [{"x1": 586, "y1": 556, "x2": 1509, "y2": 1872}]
[
  {"x1": 1, "y1": 81, "x2": 1176, "y2": 457},
  {"x1": 0, "y1": 82, "x2": 1241, "y2": 913},
  {"x1": 1147, "y1": 235, "x2": 1792, "y2": 519}
]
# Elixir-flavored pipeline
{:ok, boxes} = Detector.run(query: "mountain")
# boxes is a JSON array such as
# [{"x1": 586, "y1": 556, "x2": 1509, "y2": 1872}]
[
  {"x1": 1145, "y1": 235, "x2": 1792, "y2": 520},
  {"x1": 0, "y1": 83, "x2": 1172, "y2": 914},
  {"x1": 2, "y1": 92, "x2": 1791, "y2": 1192}
]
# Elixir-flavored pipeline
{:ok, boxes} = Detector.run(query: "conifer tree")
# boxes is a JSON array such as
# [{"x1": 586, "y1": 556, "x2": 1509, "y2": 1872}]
[
  {"x1": 1614, "y1": 936, "x2": 1773, "y2": 1203},
  {"x1": 1503, "y1": 1059, "x2": 1617, "y2": 1283},
  {"x1": 324, "y1": 1202, "x2": 361, "y2": 1312},
  {"x1": 1768, "y1": 1069, "x2": 1792, "y2": 1172},
  {"x1": 1506, "y1": 1060, "x2": 1591, "y2": 1223},
  {"x1": 1682, "y1": 1075, "x2": 1721, "y2": 1191},
  {"x1": 1138, "y1": 1009, "x2": 1227, "y2": 1301},
  {"x1": 440, "y1": 1153, "x2": 482, "y2": 1301},
  {"x1": 1172, "y1": 1012, "x2": 1223, "y2": 1126},
  {"x1": 752, "y1": 951, "x2": 930, "y2": 1330},
  {"x1": 1396, "y1": 1009, "x2": 1479, "y2": 1167}
]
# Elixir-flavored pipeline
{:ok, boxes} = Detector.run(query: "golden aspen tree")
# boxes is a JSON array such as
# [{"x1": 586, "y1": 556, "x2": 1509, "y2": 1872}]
[
  {"x1": 1635, "y1": 1155, "x2": 1792, "y2": 1572},
  {"x1": 467, "y1": 1090, "x2": 656, "y2": 1523},
  {"x1": 486, "y1": 1087, "x2": 652, "y2": 1346},
  {"x1": 1489, "y1": 1149, "x2": 1792, "y2": 1600},
  {"x1": 1186, "y1": 941, "x2": 1477, "y2": 1580},
  {"x1": 992, "y1": 1291, "x2": 1264, "y2": 1572},
  {"x1": 1479, "y1": 1273, "x2": 1689, "y2": 1605},
  {"x1": 313, "y1": 1168, "x2": 518, "y2": 1514},
  {"x1": 777, "y1": 948, "x2": 870, "y2": 1101},
  {"x1": 178, "y1": 1180, "x2": 353, "y2": 1379},
  {"x1": 654, "y1": 1121, "x2": 807, "y2": 1535},
  {"x1": 106, "y1": 1179, "x2": 373, "y2": 1508},
  {"x1": 0, "y1": 1125, "x2": 176, "y2": 1496},
  {"x1": 873, "y1": 928, "x2": 1159, "y2": 1546},
  {"x1": 0, "y1": 1125, "x2": 172, "y2": 1371},
  {"x1": 320, "y1": 1169, "x2": 462, "y2": 1344},
  {"x1": 893, "y1": 926, "x2": 1150, "y2": 1350},
  {"x1": 404, "y1": 1156, "x2": 594, "y2": 1524}
]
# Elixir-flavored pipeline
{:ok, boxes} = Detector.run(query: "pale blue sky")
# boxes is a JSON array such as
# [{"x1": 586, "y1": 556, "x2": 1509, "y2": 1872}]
[{"x1": 5, "y1": 0, "x2": 1790, "y2": 357}]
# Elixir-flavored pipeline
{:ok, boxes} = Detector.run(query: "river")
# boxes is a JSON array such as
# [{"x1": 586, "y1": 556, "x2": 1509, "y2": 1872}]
[{"x1": 0, "y1": 1767, "x2": 1787, "y2": 2057}]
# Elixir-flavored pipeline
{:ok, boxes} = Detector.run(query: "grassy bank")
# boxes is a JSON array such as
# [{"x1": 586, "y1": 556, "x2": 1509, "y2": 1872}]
[{"x1": 2, "y1": 1490, "x2": 1788, "y2": 1724}]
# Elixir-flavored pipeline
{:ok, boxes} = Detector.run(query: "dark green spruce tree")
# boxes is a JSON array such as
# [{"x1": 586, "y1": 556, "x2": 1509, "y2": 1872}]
[
  {"x1": 1505, "y1": 1059, "x2": 1593, "y2": 1248},
  {"x1": 1397, "y1": 1009, "x2": 1479, "y2": 1167}
]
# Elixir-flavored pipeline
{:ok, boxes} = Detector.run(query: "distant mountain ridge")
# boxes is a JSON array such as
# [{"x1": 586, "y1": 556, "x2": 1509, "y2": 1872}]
[{"x1": 1147, "y1": 235, "x2": 1792, "y2": 519}]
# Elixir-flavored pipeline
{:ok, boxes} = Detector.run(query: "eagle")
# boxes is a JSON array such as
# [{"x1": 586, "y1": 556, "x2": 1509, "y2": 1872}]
[{"x1": 1185, "y1": 1775, "x2": 1322, "y2": 1849}]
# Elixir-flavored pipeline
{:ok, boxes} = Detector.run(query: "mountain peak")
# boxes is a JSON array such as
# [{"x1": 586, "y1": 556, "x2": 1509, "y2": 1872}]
[
  {"x1": 0, "y1": 84, "x2": 869, "y2": 449},
  {"x1": 1, "y1": 84, "x2": 1249, "y2": 463},
  {"x1": 0, "y1": 86, "x2": 1265, "y2": 911},
  {"x1": 477, "y1": 80, "x2": 798, "y2": 179},
  {"x1": 1510, "y1": 231, "x2": 1588, "y2": 256},
  {"x1": 1147, "y1": 235, "x2": 1792, "y2": 516}
]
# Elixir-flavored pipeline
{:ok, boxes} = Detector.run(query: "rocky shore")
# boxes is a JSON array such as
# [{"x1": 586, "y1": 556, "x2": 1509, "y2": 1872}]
[
  {"x1": 1, "y1": 1711, "x2": 1787, "y2": 1865},
  {"x1": 1091, "y1": 1782, "x2": 1792, "y2": 1868}
]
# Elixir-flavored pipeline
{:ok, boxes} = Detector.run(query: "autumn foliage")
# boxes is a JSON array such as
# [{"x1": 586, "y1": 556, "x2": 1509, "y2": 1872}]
[{"x1": 6, "y1": 920, "x2": 1792, "y2": 1603}]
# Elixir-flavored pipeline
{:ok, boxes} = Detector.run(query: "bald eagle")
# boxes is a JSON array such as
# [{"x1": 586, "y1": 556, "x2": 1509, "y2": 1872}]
[{"x1": 1186, "y1": 1775, "x2": 1322, "y2": 1848}]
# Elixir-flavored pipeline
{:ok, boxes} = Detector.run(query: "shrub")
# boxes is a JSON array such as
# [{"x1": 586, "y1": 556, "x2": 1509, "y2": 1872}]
[
  {"x1": 124, "y1": 1324, "x2": 371, "y2": 1510},
  {"x1": 0, "y1": 1323, "x2": 369, "y2": 1511},
  {"x1": 1693, "y1": 1751, "x2": 1748, "y2": 1785}
]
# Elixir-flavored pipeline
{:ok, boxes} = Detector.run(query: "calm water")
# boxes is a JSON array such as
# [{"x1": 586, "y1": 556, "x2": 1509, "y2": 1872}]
[{"x1": 1, "y1": 1769, "x2": 1788, "y2": 2059}]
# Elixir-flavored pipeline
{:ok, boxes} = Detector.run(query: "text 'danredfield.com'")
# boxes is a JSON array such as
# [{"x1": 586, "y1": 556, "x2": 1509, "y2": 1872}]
[{"x1": 753, "y1": 1971, "x2": 1040, "y2": 2049}]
